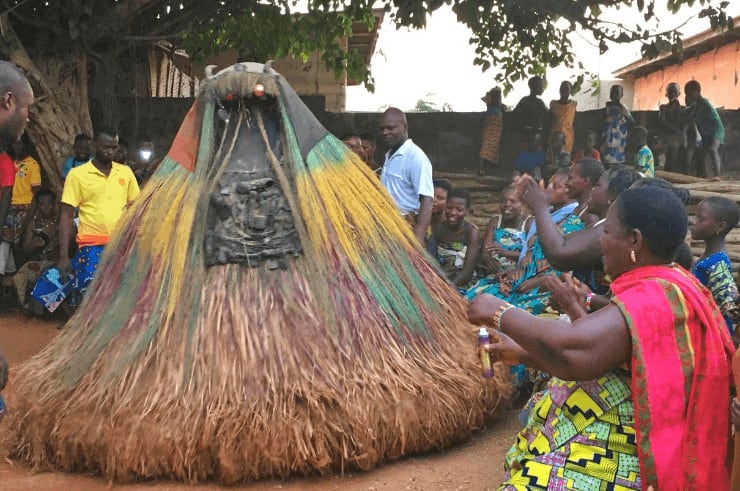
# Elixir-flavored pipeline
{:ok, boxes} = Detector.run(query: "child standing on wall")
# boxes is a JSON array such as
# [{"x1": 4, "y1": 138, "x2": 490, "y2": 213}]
[
  {"x1": 545, "y1": 131, "x2": 570, "y2": 173},
  {"x1": 658, "y1": 82, "x2": 688, "y2": 173},
  {"x1": 601, "y1": 84, "x2": 633, "y2": 167},
  {"x1": 513, "y1": 76, "x2": 548, "y2": 150},
  {"x1": 479, "y1": 87, "x2": 506, "y2": 176},
  {"x1": 548, "y1": 81, "x2": 577, "y2": 155}
]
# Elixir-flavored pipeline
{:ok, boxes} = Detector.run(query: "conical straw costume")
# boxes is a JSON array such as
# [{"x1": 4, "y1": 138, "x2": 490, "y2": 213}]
[{"x1": 7, "y1": 63, "x2": 510, "y2": 484}]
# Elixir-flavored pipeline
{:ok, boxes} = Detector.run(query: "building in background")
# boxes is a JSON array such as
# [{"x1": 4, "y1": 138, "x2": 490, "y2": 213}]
[
  {"x1": 615, "y1": 18, "x2": 740, "y2": 110},
  {"x1": 572, "y1": 79, "x2": 635, "y2": 111},
  {"x1": 143, "y1": 11, "x2": 384, "y2": 112}
]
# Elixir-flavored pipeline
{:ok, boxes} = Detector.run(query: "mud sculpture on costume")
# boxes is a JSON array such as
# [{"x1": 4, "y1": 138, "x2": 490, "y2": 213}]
[{"x1": 8, "y1": 63, "x2": 510, "y2": 484}]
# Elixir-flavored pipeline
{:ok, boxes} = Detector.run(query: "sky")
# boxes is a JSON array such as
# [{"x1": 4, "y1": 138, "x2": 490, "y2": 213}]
[{"x1": 346, "y1": 2, "x2": 740, "y2": 112}]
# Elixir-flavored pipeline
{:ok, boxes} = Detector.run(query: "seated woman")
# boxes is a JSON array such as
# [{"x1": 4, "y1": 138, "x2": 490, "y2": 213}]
[
  {"x1": 465, "y1": 172, "x2": 583, "y2": 315},
  {"x1": 433, "y1": 187, "x2": 480, "y2": 289},
  {"x1": 479, "y1": 185, "x2": 531, "y2": 276},
  {"x1": 470, "y1": 186, "x2": 734, "y2": 490},
  {"x1": 11, "y1": 188, "x2": 61, "y2": 311},
  {"x1": 425, "y1": 179, "x2": 452, "y2": 259},
  {"x1": 516, "y1": 169, "x2": 656, "y2": 298}
]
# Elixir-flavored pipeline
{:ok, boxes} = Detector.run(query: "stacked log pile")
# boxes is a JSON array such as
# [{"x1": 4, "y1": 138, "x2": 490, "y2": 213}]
[{"x1": 668, "y1": 173, "x2": 740, "y2": 273}]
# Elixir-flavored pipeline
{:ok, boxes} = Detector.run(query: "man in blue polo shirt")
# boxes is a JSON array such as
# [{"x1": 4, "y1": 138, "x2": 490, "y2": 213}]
[{"x1": 378, "y1": 107, "x2": 434, "y2": 244}]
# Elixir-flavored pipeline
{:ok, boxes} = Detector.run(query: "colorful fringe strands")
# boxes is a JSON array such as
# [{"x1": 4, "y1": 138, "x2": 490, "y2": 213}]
[{"x1": 6, "y1": 63, "x2": 510, "y2": 484}]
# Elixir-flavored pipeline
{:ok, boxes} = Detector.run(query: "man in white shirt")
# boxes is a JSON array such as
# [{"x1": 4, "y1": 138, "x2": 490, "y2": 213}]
[{"x1": 378, "y1": 108, "x2": 434, "y2": 244}]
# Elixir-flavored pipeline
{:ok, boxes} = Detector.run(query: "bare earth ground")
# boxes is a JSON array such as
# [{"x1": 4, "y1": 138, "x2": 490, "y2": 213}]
[{"x1": 0, "y1": 312, "x2": 519, "y2": 491}]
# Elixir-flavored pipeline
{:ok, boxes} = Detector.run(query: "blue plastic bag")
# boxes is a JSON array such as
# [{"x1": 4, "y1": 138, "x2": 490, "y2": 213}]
[{"x1": 30, "y1": 267, "x2": 74, "y2": 313}]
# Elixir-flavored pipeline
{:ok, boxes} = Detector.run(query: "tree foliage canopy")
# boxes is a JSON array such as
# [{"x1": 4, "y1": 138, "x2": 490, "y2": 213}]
[
  {"x1": 387, "y1": 0, "x2": 732, "y2": 93},
  {"x1": 1, "y1": 0, "x2": 378, "y2": 88},
  {"x1": 1, "y1": 0, "x2": 733, "y2": 93}
]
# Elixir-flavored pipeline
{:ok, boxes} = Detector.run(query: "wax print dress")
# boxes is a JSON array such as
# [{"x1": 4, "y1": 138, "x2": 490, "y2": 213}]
[
  {"x1": 692, "y1": 251, "x2": 739, "y2": 333},
  {"x1": 549, "y1": 100, "x2": 577, "y2": 153},
  {"x1": 481, "y1": 105, "x2": 504, "y2": 164},
  {"x1": 482, "y1": 215, "x2": 528, "y2": 275},
  {"x1": 465, "y1": 205, "x2": 583, "y2": 315},
  {"x1": 437, "y1": 221, "x2": 475, "y2": 288},
  {"x1": 499, "y1": 265, "x2": 734, "y2": 491},
  {"x1": 602, "y1": 103, "x2": 631, "y2": 165}
]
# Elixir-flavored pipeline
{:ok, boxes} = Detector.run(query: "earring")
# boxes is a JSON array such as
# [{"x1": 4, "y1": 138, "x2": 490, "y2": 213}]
[{"x1": 630, "y1": 250, "x2": 637, "y2": 263}]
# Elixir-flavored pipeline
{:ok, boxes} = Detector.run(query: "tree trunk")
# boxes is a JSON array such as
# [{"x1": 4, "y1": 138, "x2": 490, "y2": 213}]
[{"x1": 0, "y1": 15, "x2": 93, "y2": 196}]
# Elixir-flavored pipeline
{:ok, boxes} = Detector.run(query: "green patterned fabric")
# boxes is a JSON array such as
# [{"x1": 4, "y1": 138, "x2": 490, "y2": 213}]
[{"x1": 500, "y1": 370, "x2": 640, "y2": 490}]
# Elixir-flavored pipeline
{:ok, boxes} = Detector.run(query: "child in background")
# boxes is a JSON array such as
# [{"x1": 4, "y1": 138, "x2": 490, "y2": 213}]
[
  {"x1": 479, "y1": 185, "x2": 530, "y2": 276},
  {"x1": 513, "y1": 76, "x2": 548, "y2": 150},
  {"x1": 549, "y1": 81, "x2": 577, "y2": 154},
  {"x1": 545, "y1": 131, "x2": 570, "y2": 172},
  {"x1": 61, "y1": 134, "x2": 92, "y2": 180},
  {"x1": 690, "y1": 196, "x2": 740, "y2": 334},
  {"x1": 650, "y1": 134, "x2": 666, "y2": 171},
  {"x1": 572, "y1": 130, "x2": 601, "y2": 162},
  {"x1": 601, "y1": 84, "x2": 634, "y2": 166},
  {"x1": 479, "y1": 87, "x2": 506, "y2": 175},
  {"x1": 658, "y1": 82, "x2": 687, "y2": 173},
  {"x1": 426, "y1": 179, "x2": 452, "y2": 259},
  {"x1": 626, "y1": 126, "x2": 654, "y2": 177},
  {"x1": 514, "y1": 131, "x2": 545, "y2": 182},
  {"x1": 433, "y1": 187, "x2": 480, "y2": 289}
]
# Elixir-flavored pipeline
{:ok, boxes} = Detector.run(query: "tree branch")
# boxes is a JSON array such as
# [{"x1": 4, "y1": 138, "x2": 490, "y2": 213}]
[
  {"x1": 3, "y1": 1, "x2": 61, "y2": 34},
  {"x1": 121, "y1": 34, "x2": 182, "y2": 41}
]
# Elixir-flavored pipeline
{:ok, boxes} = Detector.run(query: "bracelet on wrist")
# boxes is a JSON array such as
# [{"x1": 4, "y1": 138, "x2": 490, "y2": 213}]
[
  {"x1": 492, "y1": 303, "x2": 514, "y2": 331},
  {"x1": 585, "y1": 292, "x2": 595, "y2": 313}
]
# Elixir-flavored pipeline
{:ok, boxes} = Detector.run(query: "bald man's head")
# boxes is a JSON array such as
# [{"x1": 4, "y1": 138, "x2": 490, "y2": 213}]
[
  {"x1": 379, "y1": 107, "x2": 408, "y2": 148},
  {"x1": 0, "y1": 61, "x2": 33, "y2": 147}
]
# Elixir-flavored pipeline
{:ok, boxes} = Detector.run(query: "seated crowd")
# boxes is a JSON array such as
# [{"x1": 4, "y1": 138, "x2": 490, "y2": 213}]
[
  {"x1": 341, "y1": 103, "x2": 739, "y2": 489},
  {"x1": 0, "y1": 131, "x2": 156, "y2": 317},
  {"x1": 0, "y1": 86, "x2": 736, "y2": 488}
]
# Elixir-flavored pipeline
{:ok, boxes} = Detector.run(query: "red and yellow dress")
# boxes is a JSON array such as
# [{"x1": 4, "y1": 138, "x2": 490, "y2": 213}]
[
  {"x1": 549, "y1": 100, "x2": 577, "y2": 154},
  {"x1": 499, "y1": 265, "x2": 734, "y2": 490}
]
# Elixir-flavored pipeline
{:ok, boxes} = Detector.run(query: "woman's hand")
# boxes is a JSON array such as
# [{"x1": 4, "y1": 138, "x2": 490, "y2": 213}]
[
  {"x1": 484, "y1": 330, "x2": 523, "y2": 366},
  {"x1": 488, "y1": 243, "x2": 520, "y2": 262},
  {"x1": 467, "y1": 294, "x2": 510, "y2": 328},
  {"x1": 516, "y1": 276, "x2": 542, "y2": 294},
  {"x1": 487, "y1": 242, "x2": 506, "y2": 256},
  {"x1": 516, "y1": 175, "x2": 548, "y2": 211},
  {"x1": 545, "y1": 274, "x2": 588, "y2": 320}
]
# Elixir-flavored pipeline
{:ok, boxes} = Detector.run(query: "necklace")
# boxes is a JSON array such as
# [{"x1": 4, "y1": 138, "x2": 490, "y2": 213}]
[{"x1": 35, "y1": 214, "x2": 57, "y2": 230}]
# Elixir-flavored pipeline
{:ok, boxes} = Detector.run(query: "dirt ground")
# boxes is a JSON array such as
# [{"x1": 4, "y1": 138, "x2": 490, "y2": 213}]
[{"x1": 0, "y1": 312, "x2": 519, "y2": 491}]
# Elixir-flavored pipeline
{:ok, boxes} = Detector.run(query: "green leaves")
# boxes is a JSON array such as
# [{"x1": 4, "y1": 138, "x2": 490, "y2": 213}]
[
  {"x1": 391, "y1": 0, "x2": 731, "y2": 92},
  {"x1": 181, "y1": 2, "x2": 376, "y2": 90},
  {"x1": 4, "y1": 0, "x2": 733, "y2": 94}
]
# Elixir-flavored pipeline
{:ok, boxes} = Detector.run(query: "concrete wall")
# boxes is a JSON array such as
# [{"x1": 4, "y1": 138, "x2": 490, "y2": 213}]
[
  {"x1": 98, "y1": 97, "x2": 740, "y2": 176},
  {"x1": 627, "y1": 40, "x2": 740, "y2": 111}
]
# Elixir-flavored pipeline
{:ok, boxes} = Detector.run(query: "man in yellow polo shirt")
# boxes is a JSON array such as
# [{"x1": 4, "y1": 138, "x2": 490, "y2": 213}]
[{"x1": 58, "y1": 129, "x2": 139, "y2": 304}]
